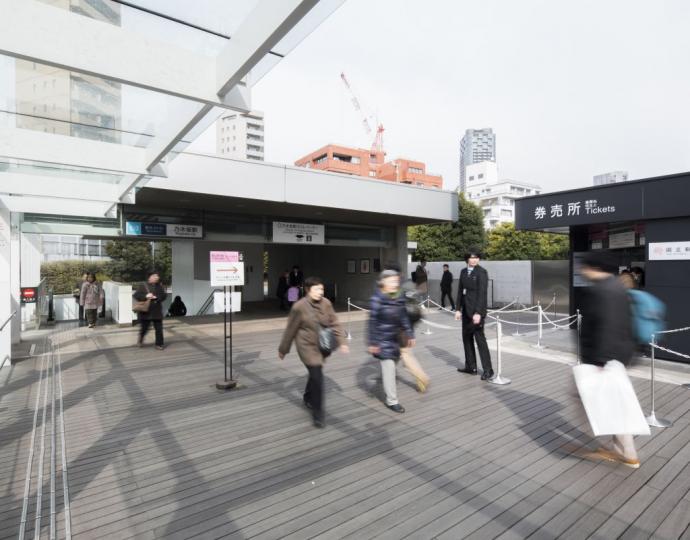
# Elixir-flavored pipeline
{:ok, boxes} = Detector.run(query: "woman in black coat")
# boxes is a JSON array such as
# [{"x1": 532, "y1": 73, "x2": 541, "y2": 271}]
[{"x1": 133, "y1": 271, "x2": 168, "y2": 349}]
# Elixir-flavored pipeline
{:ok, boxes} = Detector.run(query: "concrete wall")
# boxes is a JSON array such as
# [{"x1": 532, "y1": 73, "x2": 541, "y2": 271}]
[{"x1": 409, "y1": 260, "x2": 569, "y2": 310}]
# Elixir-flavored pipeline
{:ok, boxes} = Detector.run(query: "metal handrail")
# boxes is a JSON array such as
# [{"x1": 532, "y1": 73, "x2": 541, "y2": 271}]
[
  {"x1": 0, "y1": 310, "x2": 16, "y2": 332},
  {"x1": 196, "y1": 289, "x2": 222, "y2": 316}
]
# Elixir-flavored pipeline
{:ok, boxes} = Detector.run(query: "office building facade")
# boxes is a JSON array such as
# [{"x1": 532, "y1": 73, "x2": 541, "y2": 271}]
[
  {"x1": 593, "y1": 170, "x2": 629, "y2": 185},
  {"x1": 459, "y1": 128, "x2": 496, "y2": 193},
  {"x1": 217, "y1": 111, "x2": 265, "y2": 161}
]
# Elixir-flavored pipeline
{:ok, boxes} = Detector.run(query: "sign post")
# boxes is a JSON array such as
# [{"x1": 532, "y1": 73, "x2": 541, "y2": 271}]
[{"x1": 210, "y1": 251, "x2": 244, "y2": 390}]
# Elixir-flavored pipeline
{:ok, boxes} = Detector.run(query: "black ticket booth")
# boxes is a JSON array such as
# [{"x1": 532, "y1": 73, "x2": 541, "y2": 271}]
[{"x1": 515, "y1": 172, "x2": 690, "y2": 362}]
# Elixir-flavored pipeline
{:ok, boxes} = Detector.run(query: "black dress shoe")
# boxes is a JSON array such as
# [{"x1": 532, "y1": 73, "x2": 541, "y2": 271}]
[
  {"x1": 457, "y1": 367, "x2": 478, "y2": 375},
  {"x1": 303, "y1": 397, "x2": 313, "y2": 410},
  {"x1": 313, "y1": 418, "x2": 325, "y2": 428},
  {"x1": 481, "y1": 370, "x2": 495, "y2": 381},
  {"x1": 386, "y1": 403, "x2": 405, "y2": 413}
]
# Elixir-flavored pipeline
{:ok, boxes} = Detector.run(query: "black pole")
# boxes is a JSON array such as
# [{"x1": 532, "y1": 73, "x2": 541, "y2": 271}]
[
  {"x1": 224, "y1": 285, "x2": 228, "y2": 382},
  {"x1": 229, "y1": 289, "x2": 233, "y2": 381}
]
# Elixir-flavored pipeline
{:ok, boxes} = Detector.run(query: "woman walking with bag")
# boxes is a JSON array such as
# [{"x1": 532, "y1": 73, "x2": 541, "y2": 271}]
[
  {"x1": 278, "y1": 276, "x2": 348, "y2": 428},
  {"x1": 133, "y1": 271, "x2": 168, "y2": 350},
  {"x1": 80, "y1": 272, "x2": 104, "y2": 328}
]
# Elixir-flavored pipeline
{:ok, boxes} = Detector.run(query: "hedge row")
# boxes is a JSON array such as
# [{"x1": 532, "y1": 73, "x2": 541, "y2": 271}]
[{"x1": 41, "y1": 260, "x2": 111, "y2": 295}]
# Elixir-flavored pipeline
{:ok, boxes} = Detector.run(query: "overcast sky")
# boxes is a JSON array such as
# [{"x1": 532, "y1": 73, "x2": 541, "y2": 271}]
[{"x1": 193, "y1": 0, "x2": 690, "y2": 193}]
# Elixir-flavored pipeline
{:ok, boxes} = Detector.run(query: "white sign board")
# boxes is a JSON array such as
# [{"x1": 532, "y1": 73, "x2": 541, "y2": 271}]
[
  {"x1": 273, "y1": 221, "x2": 325, "y2": 245},
  {"x1": 608, "y1": 231, "x2": 636, "y2": 249},
  {"x1": 213, "y1": 291, "x2": 241, "y2": 313},
  {"x1": 210, "y1": 251, "x2": 245, "y2": 286},
  {"x1": 649, "y1": 241, "x2": 690, "y2": 261}
]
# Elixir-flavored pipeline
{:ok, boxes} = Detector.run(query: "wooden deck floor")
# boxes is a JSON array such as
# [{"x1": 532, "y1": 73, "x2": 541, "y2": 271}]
[{"x1": 2, "y1": 316, "x2": 690, "y2": 539}]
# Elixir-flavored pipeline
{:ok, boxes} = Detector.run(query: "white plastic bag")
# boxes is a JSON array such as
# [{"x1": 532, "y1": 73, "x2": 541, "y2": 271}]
[{"x1": 573, "y1": 360, "x2": 651, "y2": 436}]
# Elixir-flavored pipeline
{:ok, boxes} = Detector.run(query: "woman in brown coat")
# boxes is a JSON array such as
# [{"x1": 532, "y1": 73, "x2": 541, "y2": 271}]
[
  {"x1": 79, "y1": 272, "x2": 104, "y2": 329},
  {"x1": 279, "y1": 276, "x2": 348, "y2": 428}
]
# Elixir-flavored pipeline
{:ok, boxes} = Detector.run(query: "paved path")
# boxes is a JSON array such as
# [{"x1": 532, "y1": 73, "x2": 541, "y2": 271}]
[{"x1": 2, "y1": 316, "x2": 690, "y2": 539}]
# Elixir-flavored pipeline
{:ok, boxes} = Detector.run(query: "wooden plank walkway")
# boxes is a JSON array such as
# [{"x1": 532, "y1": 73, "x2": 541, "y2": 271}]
[{"x1": 1, "y1": 315, "x2": 690, "y2": 539}]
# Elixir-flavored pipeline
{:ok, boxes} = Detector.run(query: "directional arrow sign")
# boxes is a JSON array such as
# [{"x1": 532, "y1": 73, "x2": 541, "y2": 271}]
[{"x1": 210, "y1": 251, "x2": 245, "y2": 286}]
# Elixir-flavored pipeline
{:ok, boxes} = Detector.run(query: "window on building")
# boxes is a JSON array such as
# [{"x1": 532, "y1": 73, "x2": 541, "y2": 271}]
[
  {"x1": 469, "y1": 176, "x2": 474, "y2": 181},
  {"x1": 478, "y1": 173, "x2": 484, "y2": 179},
  {"x1": 314, "y1": 154, "x2": 328, "y2": 165},
  {"x1": 409, "y1": 167, "x2": 423, "y2": 174},
  {"x1": 351, "y1": 156, "x2": 361, "y2": 164},
  {"x1": 369, "y1": 171, "x2": 376, "y2": 177}
]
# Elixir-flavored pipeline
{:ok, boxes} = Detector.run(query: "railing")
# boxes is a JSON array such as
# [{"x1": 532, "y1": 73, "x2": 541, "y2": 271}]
[
  {"x1": 197, "y1": 289, "x2": 222, "y2": 316},
  {"x1": 0, "y1": 310, "x2": 17, "y2": 369}
]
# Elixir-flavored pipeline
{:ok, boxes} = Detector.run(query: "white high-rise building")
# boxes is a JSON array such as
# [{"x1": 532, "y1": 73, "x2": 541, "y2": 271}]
[
  {"x1": 459, "y1": 128, "x2": 496, "y2": 193},
  {"x1": 465, "y1": 162, "x2": 542, "y2": 229},
  {"x1": 593, "y1": 171, "x2": 628, "y2": 185},
  {"x1": 216, "y1": 111, "x2": 265, "y2": 161}
]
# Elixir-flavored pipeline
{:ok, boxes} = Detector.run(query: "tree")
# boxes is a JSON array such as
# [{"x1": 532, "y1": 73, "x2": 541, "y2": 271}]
[
  {"x1": 104, "y1": 240, "x2": 149, "y2": 284},
  {"x1": 409, "y1": 193, "x2": 486, "y2": 261},
  {"x1": 485, "y1": 222, "x2": 569, "y2": 260},
  {"x1": 41, "y1": 260, "x2": 110, "y2": 294}
]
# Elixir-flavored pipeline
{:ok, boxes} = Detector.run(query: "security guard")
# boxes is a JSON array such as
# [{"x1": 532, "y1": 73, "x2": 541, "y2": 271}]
[{"x1": 454, "y1": 248, "x2": 494, "y2": 380}]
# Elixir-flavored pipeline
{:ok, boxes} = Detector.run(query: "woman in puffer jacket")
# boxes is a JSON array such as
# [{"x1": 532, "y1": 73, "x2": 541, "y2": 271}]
[{"x1": 368, "y1": 268, "x2": 415, "y2": 413}]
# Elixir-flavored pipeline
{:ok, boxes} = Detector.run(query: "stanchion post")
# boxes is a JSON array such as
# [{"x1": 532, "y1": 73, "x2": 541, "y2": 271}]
[
  {"x1": 532, "y1": 301, "x2": 545, "y2": 349},
  {"x1": 576, "y1": 309, "x2": 582, "y2": 364},
  {"x1": 553, "y1": 292, "x2": 557, "y2": 319},
  {"x1": 511, "y1": 296, "x2": 521, "y2": 336},
  {"x1": 646, "y1": 334, "x2": 672, "y2": 428},
  {"x1": 346, "y1": 297, "x2": 352, "y2": 340},
  {"x1": 216, "y1": 285, "x2": 238, "y2": 390},
  {"x1": 490, "y1": 316, "x2": 511, "y2": 385}
]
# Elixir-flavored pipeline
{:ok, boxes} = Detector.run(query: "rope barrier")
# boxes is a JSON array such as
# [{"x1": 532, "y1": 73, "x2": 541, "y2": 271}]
[
  {"x1": 646, "y1": 334, "x2": 673, "y2": 428},
  {"x1": 656, "y1": 325, "x2": 690, "y2": 335},
  {"x1": 649, "y1": 342, "x2": 690, "y2": 361}
]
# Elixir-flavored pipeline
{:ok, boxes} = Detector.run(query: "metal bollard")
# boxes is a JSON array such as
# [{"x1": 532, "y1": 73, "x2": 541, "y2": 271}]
[
  {"x1": 532, "y1": 301, "x2": 545, "y2": 349},
  {"x1": 511, "y1": 297, "x2": 521, "y2": 337},
  {"x1": 421, "y1": 294, "x2": 433, "y2": 335},
  {"x1": 553, "y1": 293, "x2": 557, "y2": 319},
  {"x1": 346, "y1": 297, "x2": 352, "y2": 340},
  {"x1": 490, "y1": 317, "x2": 511, "y2": 385},
  {"x1": 569, "y1": 309, "x2": 581, "y2": 367},
  {"x1": 646, "y1": 335, "x2": 672, "y2": 428}
]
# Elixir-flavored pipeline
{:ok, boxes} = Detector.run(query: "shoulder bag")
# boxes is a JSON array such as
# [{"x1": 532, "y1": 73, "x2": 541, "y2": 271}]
[
  {"x1": 132, "y1": 284, "x2": 152, "y2": 313},
  {"x1": 308, "y1": 301, "x2": 337, "y2": 357}
]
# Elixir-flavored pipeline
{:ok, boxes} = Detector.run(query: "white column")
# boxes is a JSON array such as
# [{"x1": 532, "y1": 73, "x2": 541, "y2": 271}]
[
  {"x1": 0, "y1": 205, "x2": 19, "y2": 367},
  {"x1": 10, "y1": 213, "x2": 20, "y2": 345},
  {"x1": 171, "y1": 240, "x2": 195, "y2": 315},
  {"x1": 20, "y1": 231, "x2": 42, "y2": 329}
]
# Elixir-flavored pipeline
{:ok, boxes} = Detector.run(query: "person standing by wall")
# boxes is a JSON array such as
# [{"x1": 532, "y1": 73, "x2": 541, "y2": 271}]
[
  {"x1": 276, "y1": 270, "x2": 289, "y2": 311},
  {"x1": 79, "y1": 272, "x2": 103, "y2": 329},
  {"x1": 440, "y1": 263, "x2": 455, "y2": 311},
  {"x1": 368, "y1": 268, "x2": 415, "y2": 413},
  {"x1": 414, "y1": 260, "x2": 428, "y2": 301},
  {"x1": 279, "y1": 276, "x2": 348, "y2": 428},
  {"x1": 133, "y1": 271, "x2": 168, "y2": 350},
  {"x1": 455, "y1": 249, "x2": 494, "y2": 380}
]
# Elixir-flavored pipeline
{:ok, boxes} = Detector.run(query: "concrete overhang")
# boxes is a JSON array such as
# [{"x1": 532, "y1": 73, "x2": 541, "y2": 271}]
[{"x1": 141, "y1": 152, "x2": 458, "y2": 226}]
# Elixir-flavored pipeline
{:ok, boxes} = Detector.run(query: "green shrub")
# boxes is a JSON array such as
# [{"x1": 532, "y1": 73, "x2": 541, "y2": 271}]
[{"x1": 41, "y1": 260, "x2": 111, "y2": 294}]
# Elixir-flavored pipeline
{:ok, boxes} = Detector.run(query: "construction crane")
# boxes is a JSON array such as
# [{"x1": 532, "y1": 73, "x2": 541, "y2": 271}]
[{"x1": 340, "y1": 72, "x2": 385, "y2": 155}]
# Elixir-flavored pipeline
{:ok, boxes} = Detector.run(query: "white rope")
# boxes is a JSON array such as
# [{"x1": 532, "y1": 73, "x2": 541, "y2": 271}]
[
  {"x1": 656, "y1": 325, "x2": 690, "y2": 335},
  {"x1": 542, "y1": 312, "x2": 578, "y2": 329},
  {"x1": 348, "y1": 301, "x2": 370, "y2": 312},
  {"x1": 488, "y1": 299, "x2": 518, "y2": 312},
  {"x1": 650, "y1": 342, "x2": 690, "y2": 360}
]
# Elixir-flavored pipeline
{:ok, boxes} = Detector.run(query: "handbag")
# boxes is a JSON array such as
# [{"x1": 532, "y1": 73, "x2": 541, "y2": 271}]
[
  {"x1": 132, "y1": 285, "x2": 152, "y2": 313},
  {"x1": 308, "y1": 301, "x2": 337, "y2": 357},
  {"x1": 573, "y1": 360, "x2": 650, "y2": 436}
]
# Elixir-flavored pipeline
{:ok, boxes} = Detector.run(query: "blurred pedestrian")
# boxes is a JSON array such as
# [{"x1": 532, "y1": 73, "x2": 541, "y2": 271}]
[
  {"x1": 74, "y1": 272, "x2": 87, "y2": 325},
  {"x1": 276, "y1": 270, "x2": 289, "y2": 310},
  {"x1": 455, "y1": 249, "x2": 494, "y2": 380},
  {"x1": 279, "y1": 276, "x2": 348, "y2": 428},
  {"x1": 580, "y1": 252, "x2": 642, "y2": 468},
  {"x1": 79, "y1": 272, "x2": 103, "y2": 329},
  {"x1": 414, "y1": 260, "x2": 428, "y2": 301},
  {"x1": 368, "y1": 268, "x2": 415, "y2": 413},
  {"x1": 440, "y1": 263, "x2": 455, "y2": 311},
  {"x1": 133, "y1": 271, "x2": 168, "y2": 350}
]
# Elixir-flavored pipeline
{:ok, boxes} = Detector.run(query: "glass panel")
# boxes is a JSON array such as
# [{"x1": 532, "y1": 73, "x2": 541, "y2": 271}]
[
  {"x1": 36, "y1": 0, "x2": 230, "y2": 56},
  {"x1": 0, "y1": 157, "x2": 128, "y2": 184},
  {"x1": 0, "y1": 53, "x2": 203, "y2": 149}
]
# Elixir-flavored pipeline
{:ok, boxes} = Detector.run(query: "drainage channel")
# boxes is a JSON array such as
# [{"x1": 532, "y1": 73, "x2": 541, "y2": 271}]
[{"x1": 18, "y1": 331, "x2": 72, "y2": 540}]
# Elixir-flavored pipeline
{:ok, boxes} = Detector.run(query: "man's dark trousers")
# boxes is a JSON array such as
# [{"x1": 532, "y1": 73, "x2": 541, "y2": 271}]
[
  {"x1": 462, "y1": 316, "x2": 492, "y2": 373},
  {"x1": 441, "y1": 289, "x2": 455, "y2": 311}
]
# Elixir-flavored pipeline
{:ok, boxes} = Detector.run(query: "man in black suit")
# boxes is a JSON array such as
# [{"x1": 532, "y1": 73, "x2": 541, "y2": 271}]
[
  {"x1": 440, "y1": 264, "x2": 455, "y2": 311},
  {"x1": 454, "y1": 249, "x2": 494, "y2": 380}
]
